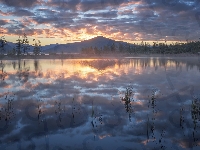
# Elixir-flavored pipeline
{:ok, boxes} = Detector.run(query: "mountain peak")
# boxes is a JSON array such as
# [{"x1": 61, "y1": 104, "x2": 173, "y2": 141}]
[
  {"x1": 91, "y1": 36, "x2": 104, "y2": 38},
  {"x1": 88, "y1": 36, "x2": 113, "y2": 42}
]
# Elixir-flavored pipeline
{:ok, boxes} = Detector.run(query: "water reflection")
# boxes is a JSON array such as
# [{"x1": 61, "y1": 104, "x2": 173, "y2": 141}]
[
  {"x1": 0, "y1": 61, "x2": 7, "y2": 80},
  {"x1": 120, "y1": 86, "x2": 134, "y2": 122},
  {"x1": 0, "y1": 57, "x2": 200, "y2": 149},
  {"x1": 0, "y1": 93, "x2": 15, "y2": 132},
  {"x1": 80, "y1": 59, "x2": 120, "y2": 71},
  {"x1": 191, "y1": 97, "x2": 200, "y2": 146}
]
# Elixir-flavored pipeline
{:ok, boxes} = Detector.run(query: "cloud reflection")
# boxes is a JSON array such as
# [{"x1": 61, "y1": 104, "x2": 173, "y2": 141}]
[{"x1": 0, "y1": 57, "x2": 200, "y2": 149}]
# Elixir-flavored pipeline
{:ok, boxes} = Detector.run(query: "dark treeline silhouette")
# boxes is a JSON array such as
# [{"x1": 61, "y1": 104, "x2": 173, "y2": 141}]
[
  {"x1": 1, "y1": 33, "x2": 200, "y2": 56},
  {"x1": 81, "y1": 40, "x2": 200, "y2": 55},
  {"x1": 0, "y1": 35, "x2": 7, "y2": 55},
  {"x1": 0, "y1": 33, "x2": 41, "y2": 56}
]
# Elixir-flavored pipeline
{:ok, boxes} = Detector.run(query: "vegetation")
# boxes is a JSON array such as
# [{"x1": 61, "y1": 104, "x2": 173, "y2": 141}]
[
  {"x1": 15, "y1": 33, "x2": 30, "y2": 55},
  {"x1": 15, "y1": 36, "x2": 23, "y2": 55},
  {"x1": 1, "y1": 33, "x2": 200, "y2": 57},
  {"x1": 81, "y1": 40, "x2": 200, "y2": 55},
  {"x1": 22, "y1": 33, "x2": 30, "y2": 54},
  {"x1": 120, "y1": 86, "x2": 134, "y2": 122},
  {"x1": 33, "y1": 39, "x2": 41, "y2": 55},
  {"x1": 1, "y1": 33, "x2": 42, "y2": 56},
  {"x1": 0, "y1": 35, "x2": 7, "y2": 54}
]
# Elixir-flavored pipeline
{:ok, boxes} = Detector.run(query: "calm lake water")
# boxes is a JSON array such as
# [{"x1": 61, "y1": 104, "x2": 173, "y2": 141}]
[{"x1": 0, "y1": 57, "x2": 200, "y2": 150}]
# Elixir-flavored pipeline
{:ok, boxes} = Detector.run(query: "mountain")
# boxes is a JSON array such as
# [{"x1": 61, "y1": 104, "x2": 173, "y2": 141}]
[
  {"x1": 1, "y1": 36, "x2": 131, "y2": 54},
  {"x1": 43, "y1": 36, "x2": 128, "y2": 53}
]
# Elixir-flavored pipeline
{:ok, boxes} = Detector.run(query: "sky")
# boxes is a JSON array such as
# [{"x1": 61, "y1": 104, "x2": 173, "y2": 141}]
[{"x1": 0, "y1": 0, "x2": 200, "y2": 45}]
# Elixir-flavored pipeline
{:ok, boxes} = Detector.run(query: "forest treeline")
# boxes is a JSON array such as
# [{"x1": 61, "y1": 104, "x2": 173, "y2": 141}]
[
  {"x1": 1, "y1": 33, "x2": 200, "y2": 55},
  {"x1": 81, "y1": 41, "x2": 200, "y2": 55}
]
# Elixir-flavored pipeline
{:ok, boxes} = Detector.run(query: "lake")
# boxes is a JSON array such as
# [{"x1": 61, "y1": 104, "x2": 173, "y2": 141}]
[{"x1": 0, "y1": 57, "x2": 200, "y2": 150}]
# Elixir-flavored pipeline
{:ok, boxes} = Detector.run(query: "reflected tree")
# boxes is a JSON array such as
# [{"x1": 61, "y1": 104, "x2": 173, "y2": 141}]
[
  {"x1": 191, "y1": 97, "x2": 200, "y2": 146},
  {"x1": 17, "y1": 60, "x2": 30, "y2": 82},
  {"x1": 0, "y1": 60, "x2": 7, "y2": 80},
  {"x1": 12, "y1": 61, "x2": 16, "y2": 70},
  {"x1": 55, "y1": 100, "x2": 65, "y2": 127},
  {"x1": 90, "y1": 99, "x2": 103, "y2": 139},
  {"x1": 34, "y1": 60, "x2": 39, "y2": 73},
  {"x1": 120, "y1": 86, "x2": 134, "y2": 122},
  {"x1": 147, "y1": 89, "x2": 162, "y2": 147},
  {"x1": 0, "y1": 93, "x2": 15, "y2": 130},
  {"x1": 33, "y1": 60, "x2": 42, "y2": 77}
]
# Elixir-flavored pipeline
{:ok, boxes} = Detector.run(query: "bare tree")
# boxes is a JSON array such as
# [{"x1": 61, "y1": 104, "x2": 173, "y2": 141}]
[{"x1": 22, "y1": 33, "x2": 30, "y2": 54}]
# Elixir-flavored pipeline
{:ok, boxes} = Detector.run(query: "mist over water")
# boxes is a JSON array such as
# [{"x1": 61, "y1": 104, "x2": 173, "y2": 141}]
[{"x1": 0, "y1": 57, "x2": 200, "y2": 150}]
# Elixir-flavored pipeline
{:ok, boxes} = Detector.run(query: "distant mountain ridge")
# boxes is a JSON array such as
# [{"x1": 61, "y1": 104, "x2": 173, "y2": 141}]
[
  {"x1": 1, "y1": 36, "x2": 131, "y2": 54},
  {"x1": 2, "y1": 36, "x2": 200, "y2": 55},
  {"x1": 43, "y1": 36, "x2": 127, "y2": 53}
]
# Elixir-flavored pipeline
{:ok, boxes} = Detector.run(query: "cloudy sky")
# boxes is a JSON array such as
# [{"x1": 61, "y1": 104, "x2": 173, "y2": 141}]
[{"x1": 0, "y1": 0, "x2": 200, "y2": 45}]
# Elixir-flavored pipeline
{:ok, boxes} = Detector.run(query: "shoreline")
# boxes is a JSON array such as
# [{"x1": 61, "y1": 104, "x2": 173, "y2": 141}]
[{"x1": 0, "y1": 53, "x2": 199, "y2": 60}]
